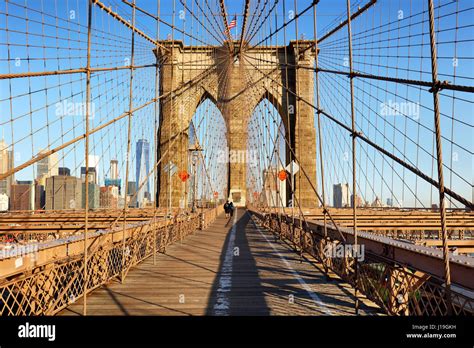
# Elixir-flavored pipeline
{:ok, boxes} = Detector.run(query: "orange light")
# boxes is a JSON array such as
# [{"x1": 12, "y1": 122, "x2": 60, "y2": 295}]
[
  {"x1": 278, "y1": 170, "x2": 287, "y2": 181},
  {"x1": 178, "y1": 170, "x2": 190, "y2": 182}
]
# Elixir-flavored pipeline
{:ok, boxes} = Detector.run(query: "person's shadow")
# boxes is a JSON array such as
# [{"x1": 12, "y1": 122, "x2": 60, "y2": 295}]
[{"x1": 225, "y1": 213, "x2": 232, "y2": 227}]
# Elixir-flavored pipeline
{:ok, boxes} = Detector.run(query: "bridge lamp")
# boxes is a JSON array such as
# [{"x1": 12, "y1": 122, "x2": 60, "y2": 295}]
[{"x1": 188, "y1": 145, "x2": 203, "y2": 213}]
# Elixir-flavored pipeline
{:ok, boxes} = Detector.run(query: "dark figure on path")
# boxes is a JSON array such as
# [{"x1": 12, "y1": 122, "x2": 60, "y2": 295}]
[
  {"x1": 228, "y1": 202, "x2": 234, "y2": 218},
  {"x1": 224, "y1": 200, "x2": 230, "y2": 218}
]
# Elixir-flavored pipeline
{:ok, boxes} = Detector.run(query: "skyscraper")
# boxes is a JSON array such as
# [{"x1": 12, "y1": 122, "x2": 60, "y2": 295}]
[
  {"x1": 127, "y1": 181, "x2": 137, "y2": 208},
  {"x1": 110, "y1": 159, "x2": 118, "y2": 179},
  {"x1": 333, "y1": 183, "x2": 350, "y2": 208},
  {"x1": 189, "y1": 122, "x2": 197, "y2": 147},
  {"x1": 136, "y1": 139, "x2": 150, "y2": 206},
  {"x1": 45, "y1": 175, "x2": 82, "y2": 210},
  {"x1": 10, "y1": 181, "x2": 35, "y2": 210},
  {"x1": 87, "y1": 155, "x2": 100, "y2": 183},
  {"x1": 0, "y1": 139, "x2": 14, "y2": 197},
  {"x1": 36, "y1": 149, "x2": 59, "y2": 181},
  {"x1": 105, "y1": 159, "x2": 121, "y2": 194}
]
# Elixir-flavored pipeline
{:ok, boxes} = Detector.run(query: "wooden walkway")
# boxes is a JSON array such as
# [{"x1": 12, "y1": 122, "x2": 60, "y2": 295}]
[{"x1": 60, "y1": 209, "x2": 381, "y2": 316}]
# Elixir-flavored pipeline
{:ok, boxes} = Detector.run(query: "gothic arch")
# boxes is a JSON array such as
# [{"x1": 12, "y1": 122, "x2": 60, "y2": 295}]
[
  {"x1": 252, "y1": 89, "x2": 287, "y2": 131},
  {"x1": 156, "y1": 40, "x2": 317, "y2": 208}
]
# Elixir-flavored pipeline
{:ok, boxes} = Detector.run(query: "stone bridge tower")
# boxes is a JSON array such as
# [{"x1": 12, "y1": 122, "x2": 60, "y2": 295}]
[{"x1": 154, "y1": 40, "x2": 318, "y2": 208}]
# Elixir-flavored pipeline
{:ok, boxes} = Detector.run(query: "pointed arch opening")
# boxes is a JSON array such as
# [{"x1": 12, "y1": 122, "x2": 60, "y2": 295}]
[
  {"x1": 247, "y1": 96, "x2": 288, "y2": 208},
  {"x1": 187, "y1": 96, "x2": 227, "y2": 208}
]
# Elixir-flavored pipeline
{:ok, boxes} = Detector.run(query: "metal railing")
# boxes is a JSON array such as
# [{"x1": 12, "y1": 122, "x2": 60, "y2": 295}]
[
  {"x1": 250, "y1": 209, "x2": 474, "y2": 316},
  {"x1": 0, "y1": 206, "x2": 221, "y2": 316}
]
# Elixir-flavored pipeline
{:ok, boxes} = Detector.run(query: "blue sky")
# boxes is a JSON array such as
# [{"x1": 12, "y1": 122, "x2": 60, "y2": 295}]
[{"x1": 0, "y1": 0, "x2": 472, "y2": 207}]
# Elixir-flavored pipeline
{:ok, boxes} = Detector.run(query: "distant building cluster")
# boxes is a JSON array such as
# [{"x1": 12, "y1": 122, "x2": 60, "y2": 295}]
[
  {"x1": 0, "y1": 139, "x2": 152, "y2": 211},
  {"x1": 332, "y1": 183, "x2": 394, "y2": 208}
]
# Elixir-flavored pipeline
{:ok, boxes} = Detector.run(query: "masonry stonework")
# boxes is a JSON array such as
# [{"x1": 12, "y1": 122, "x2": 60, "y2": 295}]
[{"x1": 154, "y1": 40, "x2": 318, "y2": 208}]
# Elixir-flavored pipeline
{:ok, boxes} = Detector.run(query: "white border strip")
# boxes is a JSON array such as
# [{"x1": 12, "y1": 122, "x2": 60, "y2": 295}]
[{"x1": 213, "y1": 208, "x2": 238, "y2": 315}]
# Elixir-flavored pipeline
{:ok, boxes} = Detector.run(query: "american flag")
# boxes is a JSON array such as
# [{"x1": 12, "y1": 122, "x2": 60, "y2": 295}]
[{"x1": 227, "y1": 15, "x2": 237, "y2": 30}]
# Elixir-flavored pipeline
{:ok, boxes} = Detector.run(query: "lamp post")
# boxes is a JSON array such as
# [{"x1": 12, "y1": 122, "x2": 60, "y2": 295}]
[{"x1": 188, "y1": 144, "x2": 202, "y2": 213}]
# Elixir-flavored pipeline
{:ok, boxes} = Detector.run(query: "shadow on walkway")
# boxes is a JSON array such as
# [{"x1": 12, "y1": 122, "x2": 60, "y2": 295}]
[{"x1": 205, "y1": 209, "x2": 270, "y2": 315}]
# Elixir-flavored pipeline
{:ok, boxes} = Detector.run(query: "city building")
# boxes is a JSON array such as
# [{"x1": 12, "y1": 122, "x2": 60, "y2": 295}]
[
  {"x1": 0, "y1": 138, "x2": 14, "y2": 197},
  {"x1": 10, "y1": 181, "x2": 35, "y2": 210},
  {"x1": 142, "y1": 198, "x2": 154, "y2": 208},
  {"x1": 58, "y1": 167, "x2": 71, "y2": 176},
  {"x1": 34, "y1": 175, "x2": 47, "y2": 210},
  {"x1": 104, "y1": 159, "x2": 121, "y2": 196},
  {"x1": 45, "y1": 175, "x2": 82, "y2": 210},
  {"x1": 87, "y1": 154, "x2": 100, "y2": 182},
  {"x1": 104, "y1": 178, "x2": 121, "y2": 193},
  {"x1": 189, "y1": 122, "x2": 197, "y2": 147},
  {"x1": 118, "y1": 196, "x2": 127, "y2": 209},
  {"x1": 35, "y1": 183, "x2": 45, "y2": 210},
  {"x1": 110, "y1": 159, "x2": 119, "y2": 179},
  {"x1": 36, "y1": 149, "x2": 59, "y2": 181},
  {"x1": 81, "y1": 166, "x2": 97, "y2": 184},
  {"x1": 136, "y1": 139, "x2": 150, "y2": 207},
  {"x1": 350, "y1": 194, "x2": 363, "y2": 208},
  {"x1": 127, "y1": 181, "x2": 137, "y2": 208},
  {"x1": 371, "y1": 197, "x2": 383, "y2": 207},
  {"x1": 100, "y1": 185, "x2": 119, "y2": 208},
  {"x1": 82, "y1": 182, "x2": 100, "y2": 209},
  {"x1": 0, "y1": 193, "x2": 8, "y2": 211},
  {"x1": 333, "y1": 183, "x2": 350, "y2": 208}
]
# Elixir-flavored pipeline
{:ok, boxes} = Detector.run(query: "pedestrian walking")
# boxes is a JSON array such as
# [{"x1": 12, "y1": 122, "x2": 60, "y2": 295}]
[
  {"x1": 228, "y1": 201, "x2": 234, "y2": 218},
  {"x1": 224, "y1": 200, "x2": 230, "y2": 218}
]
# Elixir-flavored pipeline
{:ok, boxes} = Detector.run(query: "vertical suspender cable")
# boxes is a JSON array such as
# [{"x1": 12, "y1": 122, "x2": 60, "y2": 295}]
[
  {"x1": 121, "y1": 0, "x2": 137, "y2": 283},
  {"x1": 346, "y1": 0, "x2": 359, "y2": 315},
  {"x1": 427, "y1": 0, "x2": 452, "y2": 315},
  {"x1": 83, "y1": 0, "x2": 93, "y2": 316}
]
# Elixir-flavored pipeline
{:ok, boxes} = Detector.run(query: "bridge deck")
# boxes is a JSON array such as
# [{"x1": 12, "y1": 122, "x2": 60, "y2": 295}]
[{"x1": 60, "y1": 209, "x2": 381, "y2": 316}]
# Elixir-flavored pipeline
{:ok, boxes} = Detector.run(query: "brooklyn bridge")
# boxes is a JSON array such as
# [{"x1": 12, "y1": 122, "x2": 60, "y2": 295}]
[{"x1": 0, "y1": 0, "x2": 473, "y2": 317}]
